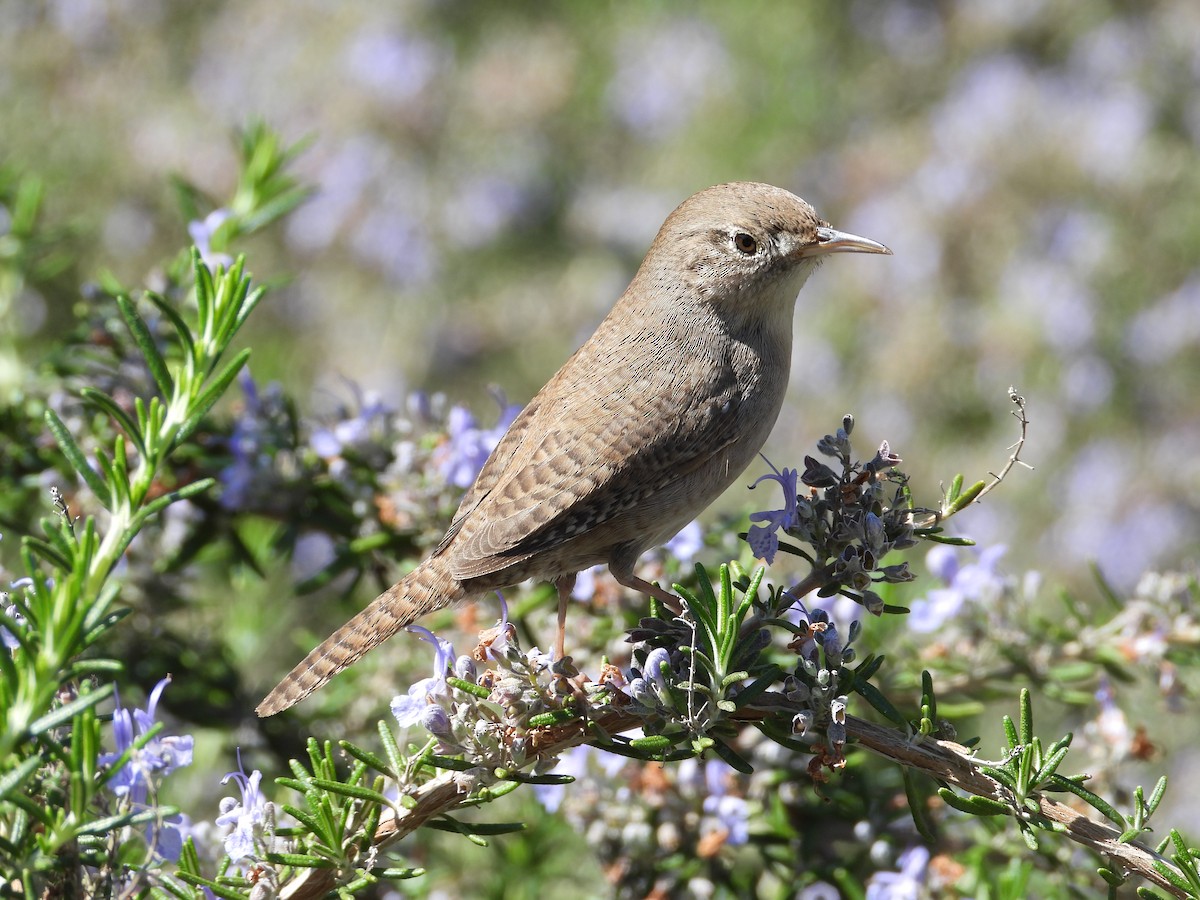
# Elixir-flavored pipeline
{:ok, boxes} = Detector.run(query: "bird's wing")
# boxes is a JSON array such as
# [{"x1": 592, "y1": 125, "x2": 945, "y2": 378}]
[
  {"x1": 441, "y1": 358, "x2": 742, "y2": 581},
  {"x1": 432, "y1": 393, "x2": 551, "y2": 556}
]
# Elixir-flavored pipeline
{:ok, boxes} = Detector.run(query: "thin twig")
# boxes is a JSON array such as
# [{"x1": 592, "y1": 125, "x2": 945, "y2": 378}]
[
  {"x1": 783, "y1": 568, "x2": 832, "y2": 604},
  {"x1": 278, "y1": 702, "x2": 1184, "y2": 899},
  {"x1": 975, "y1": 385, "x2": 1035, "y2": 503},
  {"x1": 845, "y1": 715, "x2": 1184, "y2": 897},
  {"x1": 915, "y1": 386, "x2": 1033, "y2": 530}
]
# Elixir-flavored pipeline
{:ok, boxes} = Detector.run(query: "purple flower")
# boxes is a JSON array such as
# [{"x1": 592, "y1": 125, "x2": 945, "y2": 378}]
[
  {"x1": 1126, "y1": 274, "x2": 1200, "y2": 366},
  {"x1": 153, "y1": 813, "x2": 193, "y2": 865},
  {"x1": 436, "y1": 400, "x2": 522, "y2": 489},
  {"x1": 343, "y1": 27, "x2": 443, "y2": 104},
  {"x1": 624, "y1": 646, "x2": 679, "y2": 710},
  {"x1": 784, "y1": 602, "x2": 832, "y2": 666},
  {"x1": 700, "y1": 759, "x2": 749, "y2": 845},
  {"x1": 746, "y1": 461, "x2": 800, "y2": 564},
  {"x1": 218, "y1": 373, "x2": 287, "y2": 511},
  {"x1": 532, "y1": 744, "x2": 592, "y2": 813},
  {"x1": 0, "y1": 602, "x2": 22, "y2": 651},
  {"x1": 454, "y1": 655, "x2": 477, "y2": 682},
  {"x1": 644, "y1": 647, "x2": 672, "y2": 691},
  {"x1": 99, "y1": 676, "x2": 194, "y2": 861},
  {"x1": 810, "y1": 593, "x2": 865, "y2": 629},
  {"x1": 820, "y1": 623, "x2": 843, "y2": 658},
  {"x1": 101, "y1": 676, "x2": 194, "y2": 806},
  {"x1": 705, "y1": 794, "x2": 750, "y2": 846},
  {"x1": 533, "y1": 744, "x2": 627, "y2": 813},
  {"x1": 664, "y1": 520, "x2": 703, "y2": 565},
  {"x1": 908, "y1": 544, "x2": 1007, "y2": 633},
  {"x1": 420, "y1": 704, "x2": 453, "y2": 742},
  {"x1": 867, "y1": 845, "x2": 929, "y2": 899},
  {"x1": 217, "y1": 760, "x2": 270, "y2": 864},
  {"x1": 798, "y1": 884, "x2": 840, "y2": 900},
  {"x1": 391, "y1": 677, "x2": 440, "y2": 728},
  {"x1": 391, "y1": 626, "x2": 456, "y2": 727},
  {"x1": 608, "y1": 19, "x2": 730, "y2": 139},
  {"x1": 309, "y1": 389, "x2": 392, "y2": 461},
  {"x1": 2, "y1": 536, "x2": 30, "y2": 650},
  {"x1": 442, "y1": 176, "x2": 530, "y2": 249},
  {"x1": 353, "y1": 206, "x2": 441, "y2": 287},
  {"x1": 571, "y1": 565, "x2": 601, "y2": 601},
  {"x1": 188, "y1": 208, "x2": 234, "y2": 270}
]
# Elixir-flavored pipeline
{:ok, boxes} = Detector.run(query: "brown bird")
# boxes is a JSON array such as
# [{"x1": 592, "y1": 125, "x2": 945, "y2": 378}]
[{"x1": 257, "y1": 181, "x2": 890, "y2": 716}]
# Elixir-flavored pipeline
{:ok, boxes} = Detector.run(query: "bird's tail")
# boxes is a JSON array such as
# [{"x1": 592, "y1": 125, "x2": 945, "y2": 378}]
[{"x1": 256, "y1": 556, "x2": 466, "y2": 716}]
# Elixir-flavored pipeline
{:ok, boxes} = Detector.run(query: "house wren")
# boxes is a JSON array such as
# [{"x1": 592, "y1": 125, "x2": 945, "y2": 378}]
[{"x1": 257, "y1": 181, "x2": 890, "y2": 716}]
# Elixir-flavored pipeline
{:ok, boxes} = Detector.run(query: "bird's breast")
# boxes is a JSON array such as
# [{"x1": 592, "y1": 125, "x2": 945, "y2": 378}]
[
  {"x1": 725, "y1": 320, "x2": 792, "y2": 434},
  {"x1": 674, "y1": 319, "x2": 793, "y2": 497}
]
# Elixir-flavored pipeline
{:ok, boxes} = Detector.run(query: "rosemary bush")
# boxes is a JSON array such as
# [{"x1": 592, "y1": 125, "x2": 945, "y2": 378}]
[{"x1": 1, "y1": 128, "x2": 1198, "y2": 900}]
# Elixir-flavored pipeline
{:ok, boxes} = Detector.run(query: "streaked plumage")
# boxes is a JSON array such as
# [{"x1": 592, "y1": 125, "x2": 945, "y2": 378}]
[{"x1": 257, "y1": 182, "x2": 889, "y2": 716}]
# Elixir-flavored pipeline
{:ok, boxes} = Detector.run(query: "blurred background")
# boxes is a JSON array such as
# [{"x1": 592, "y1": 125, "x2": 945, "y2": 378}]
[
  {"x1": 3, "y1": 1, "x2": 1200, "y2": 893},
  {"x1": 4, "y1": 0, "x2": 1199, "y2": 590}
]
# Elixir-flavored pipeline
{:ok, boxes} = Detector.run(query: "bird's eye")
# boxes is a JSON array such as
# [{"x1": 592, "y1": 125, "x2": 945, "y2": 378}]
[{"x1": 733, "y1": 232, "x2": 758, "y2": 255}]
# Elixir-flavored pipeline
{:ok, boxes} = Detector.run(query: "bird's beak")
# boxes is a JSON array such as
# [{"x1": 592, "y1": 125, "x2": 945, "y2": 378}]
[{"x1": 801, "y1": 226, "x2": 892, "y2": 258}]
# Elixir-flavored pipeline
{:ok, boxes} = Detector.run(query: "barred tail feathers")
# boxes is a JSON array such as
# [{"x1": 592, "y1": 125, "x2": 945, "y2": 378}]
[{"x1": 255, "y1": 558, "x2": 465, "y2": 716}]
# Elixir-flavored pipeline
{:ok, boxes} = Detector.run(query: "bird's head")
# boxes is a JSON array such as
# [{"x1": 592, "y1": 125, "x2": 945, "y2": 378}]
[{"x1": 638, "y1": 182, "x2": 891, "y2": 333}]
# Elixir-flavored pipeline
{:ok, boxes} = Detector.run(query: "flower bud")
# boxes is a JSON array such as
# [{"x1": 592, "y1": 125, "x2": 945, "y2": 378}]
[
  {"x1": 454, "y1": 655, "x2": 477, "y2": 682},
  {"x1": 420, "y1": 705, "x2": 452, "y2": 738}
]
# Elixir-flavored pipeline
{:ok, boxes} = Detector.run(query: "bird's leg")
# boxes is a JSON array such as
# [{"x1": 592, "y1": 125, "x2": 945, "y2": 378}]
[
  {"x1": 553, "y1": 573, "x2": 577, "y2": 660},
  {"x1": 609, "y1": 568, "x2": 684, "y2": 616},
  {"x1": 550, "y1": 573, "x2": 594, "y2": 720}
]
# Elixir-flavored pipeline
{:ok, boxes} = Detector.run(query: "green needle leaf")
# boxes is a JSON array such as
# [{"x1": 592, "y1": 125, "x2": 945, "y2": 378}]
[
  {"x1": 1046, "y1": 774, "x2": 1126, "y2": 828},
  {"x1": 115, "y1": 292, "x2": 175, "y2": 399},
  {"x1": 131, "y1": 478, "x2": 216, "y2": 527},
  {"x1": 0, "y1": 755, "x2": 44, "y2": 806},
  {"x1": 172, "y1": 347, "x2": 252, "y2": 448},
  {"x1": 21, "y1": 536, "x2": 72, "y2": 572},
  {"x1": 28, "y1": 683, "x2": 115, "y2": 737},
  {"x1": 711, "y1": 737, "x2": 753, "y2": 774},
  {"x1": 45, "y1": 409, "x2": 111, "y2": 507},
  {"x1": 1019, "y1": 689, "x2": 1033, "y2": 745},
  {"x1": 308, "y1": 777, "x2": 394, "y2": 806},
  {"x1": 937, "y1": 787, "x2": 1011, "y2": 816},
  {"x1": 144, "y1": 289, "x2": 196, "y2": 359},
  {"x1": 947, "y1": 479, "x2": 986, "y2": 514},
  {"x1": 79, "y1": 388, "x2": 146, "y2": 456}
]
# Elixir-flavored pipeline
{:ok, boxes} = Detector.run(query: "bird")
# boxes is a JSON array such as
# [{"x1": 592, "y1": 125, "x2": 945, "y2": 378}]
[{"x1": 257, "y1": 181, "x2": 890, "y2": 716}]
